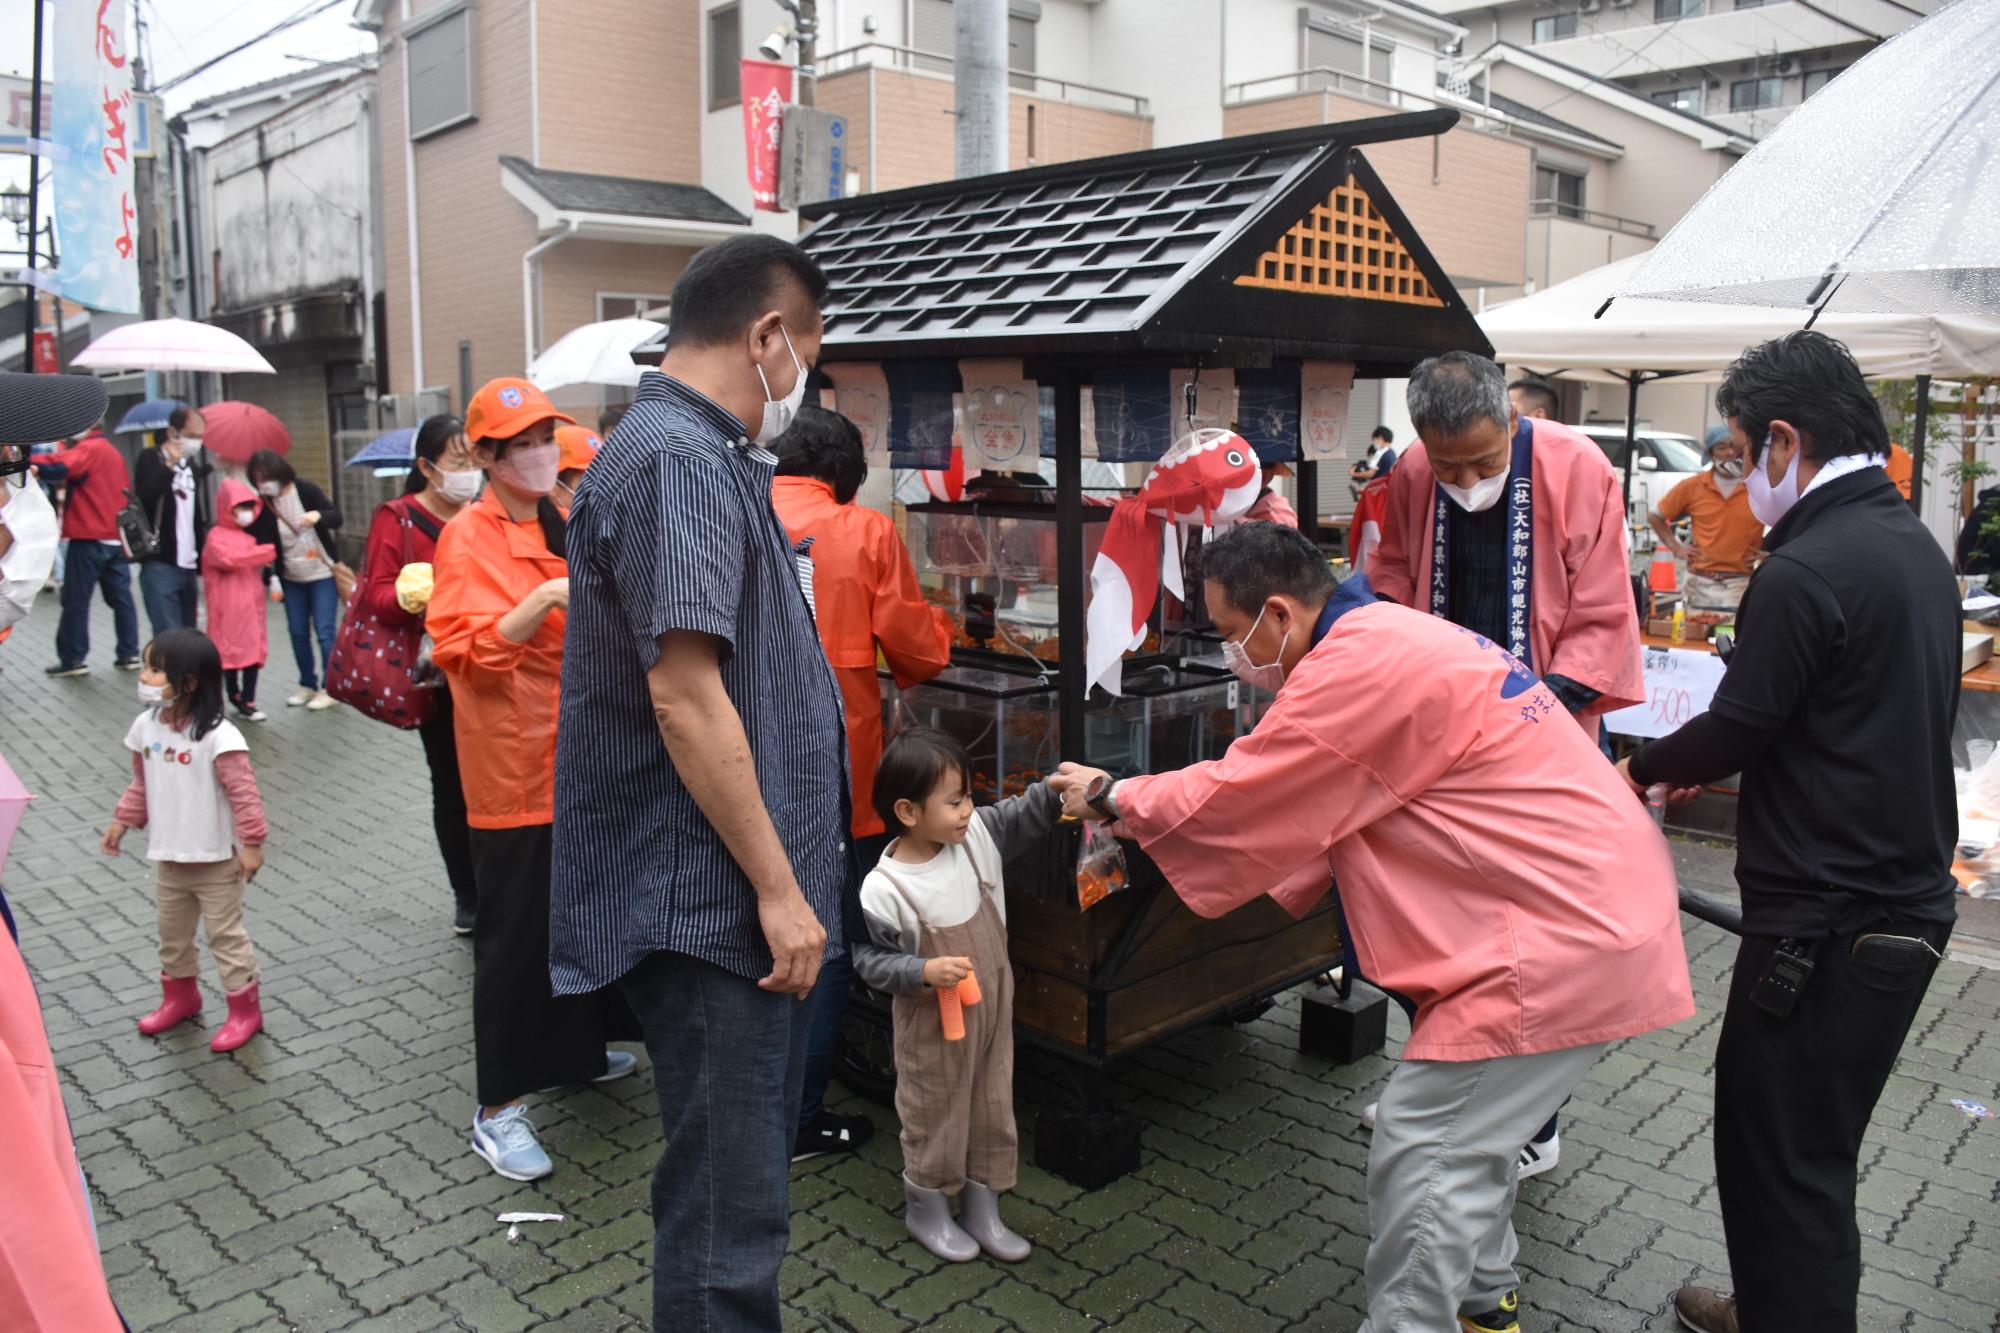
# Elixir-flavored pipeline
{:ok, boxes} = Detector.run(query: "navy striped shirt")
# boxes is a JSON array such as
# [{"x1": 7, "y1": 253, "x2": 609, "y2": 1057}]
[{"x1": 549, "y1": 372, "x2": 851, "y2": 994}]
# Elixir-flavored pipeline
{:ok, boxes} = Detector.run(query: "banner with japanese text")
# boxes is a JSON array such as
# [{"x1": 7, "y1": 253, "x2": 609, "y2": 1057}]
[
  {"x1": 53, "y1": 0, "x2": 139, "y2": 312},
  {"x1": 740, "y1": 59, "x2": 793, "y2": 213}
]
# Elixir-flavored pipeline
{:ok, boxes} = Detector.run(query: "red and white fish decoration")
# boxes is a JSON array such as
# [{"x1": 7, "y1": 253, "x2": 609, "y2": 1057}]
[{"x1": 1086, "y1": 428, "x2": 1262, "y2": 696}]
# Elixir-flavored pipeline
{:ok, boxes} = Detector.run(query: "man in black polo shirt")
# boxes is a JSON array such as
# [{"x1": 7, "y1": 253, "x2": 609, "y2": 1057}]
[{"x1": 1619, "y1": 331, "x2": 1958, "y2": 1333}]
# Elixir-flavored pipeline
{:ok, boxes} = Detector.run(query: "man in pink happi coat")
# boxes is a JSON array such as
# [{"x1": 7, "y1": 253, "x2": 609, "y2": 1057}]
[
  {"x1": 1053, "y1": 523, "x2": 1693, "y2": 1332},
  {"x1": 1373, "y1": 351, "x2": 1643, "y2": 735}
]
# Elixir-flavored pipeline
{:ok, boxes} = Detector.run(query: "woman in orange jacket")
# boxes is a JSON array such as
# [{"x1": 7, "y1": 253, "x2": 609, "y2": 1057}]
[{"x1": 427, "y1": 378, "x2": 637, "y2": 1182}]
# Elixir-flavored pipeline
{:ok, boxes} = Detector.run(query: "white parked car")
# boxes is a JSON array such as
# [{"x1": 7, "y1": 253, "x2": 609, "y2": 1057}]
[{"x1": 1576, "y1": 424, "x2": 1708, "y2": 524}]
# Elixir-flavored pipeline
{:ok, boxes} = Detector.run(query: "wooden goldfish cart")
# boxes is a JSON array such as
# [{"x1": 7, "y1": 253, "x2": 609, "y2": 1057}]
[{"x1": 786, "y1": 112, "x2": 1496, "y2": 1186}]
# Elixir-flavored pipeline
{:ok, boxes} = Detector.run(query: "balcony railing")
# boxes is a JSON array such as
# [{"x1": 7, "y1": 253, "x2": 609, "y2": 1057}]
[
  {"x1": 1529, "y1": 199, "x2": 1657, "y2": 237},
  {"x1": 817, "y1": 42, "x2": 1150, "y2": 118},
  {"x1": 1226, "y1": 68, "x2": 1407, "y2": 109}
]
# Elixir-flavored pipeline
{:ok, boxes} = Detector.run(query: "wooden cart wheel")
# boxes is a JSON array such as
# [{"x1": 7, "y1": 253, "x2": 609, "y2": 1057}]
[{"x1": 834, "y1": 983, "x2": 899, "y2": 1106}]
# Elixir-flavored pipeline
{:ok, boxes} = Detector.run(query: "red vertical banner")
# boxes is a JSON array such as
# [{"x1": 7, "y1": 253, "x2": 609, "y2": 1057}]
[
  {"x1": 31, "y1": 331, "x2": 57, "y2": 374},
  {"x1": 740, "y1": 59, "x2": 794, "y2": 213}
]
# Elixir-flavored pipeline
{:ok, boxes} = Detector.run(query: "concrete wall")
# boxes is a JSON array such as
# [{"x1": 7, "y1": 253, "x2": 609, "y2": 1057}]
[
  {"x1": 1223, "y1": 91, "x2": 1531, "y2": 291},
  {"x1": 1095, "y1": 0, "x2": 1225, "y2": 146},
  {"x1": 204, "y1": 79, "x2": 372, "y2": 313},
  {"x1": 818, "y1": 63, "x2": 1150, "y2": 194},
  {"x1": 537, "y1": 0, "x2": 702, "y2": 182},
  {"x1": 1526, "y1": 215, "x2": 1655, "y2": 292}
]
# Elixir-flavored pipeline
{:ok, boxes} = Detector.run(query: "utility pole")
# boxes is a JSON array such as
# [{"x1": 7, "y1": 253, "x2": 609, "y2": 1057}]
[
  {"x1": 23, "y1": 0, "x2": 46, "y2": 355},
  {"x1": 954, "y1": 0, "x2": 1008, "y2": 178},
  {"x1": 781, "y1": 0, "x2": 819, "y2": 107}
]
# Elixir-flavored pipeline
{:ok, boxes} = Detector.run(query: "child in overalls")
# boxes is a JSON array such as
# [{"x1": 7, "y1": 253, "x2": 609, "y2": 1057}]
[{"x1": 854, "y1": 727, "x2": 1059, "y2": 1263}]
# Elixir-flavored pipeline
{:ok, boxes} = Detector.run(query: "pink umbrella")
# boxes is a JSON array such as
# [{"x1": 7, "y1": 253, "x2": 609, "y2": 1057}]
[
  {"x1": 201, "y1": 401, "x2": 292, "y2": 465},
  {"x1": 0, "y1": 752, "x2": 34, "y2": 884}
]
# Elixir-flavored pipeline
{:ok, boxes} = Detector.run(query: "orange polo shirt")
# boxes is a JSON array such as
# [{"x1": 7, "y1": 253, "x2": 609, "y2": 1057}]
[{"x1": 1655, "y1": 470, "x2": 1764, "y2": 576}]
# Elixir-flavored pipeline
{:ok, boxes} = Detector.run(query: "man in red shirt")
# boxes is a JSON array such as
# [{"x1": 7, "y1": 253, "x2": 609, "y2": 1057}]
[{"x1": 30, "y1": 417, "x2": 140, "y2": 675}]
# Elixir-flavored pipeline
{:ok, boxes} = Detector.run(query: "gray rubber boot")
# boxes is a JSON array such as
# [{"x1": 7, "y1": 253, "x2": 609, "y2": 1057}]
[
  {"x1": 903, "y1": 1174, "x2": 979, "y2": 1262},
  {"x1": 959, "y1": 1180, "x2": 1032, "y2": 1261}
]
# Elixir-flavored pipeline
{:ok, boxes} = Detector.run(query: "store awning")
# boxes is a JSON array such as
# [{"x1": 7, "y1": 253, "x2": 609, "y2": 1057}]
[
  {"x1": 785, "y1": 112, "x2": 1491, "y2": 375},
  {"x1": 499, "y1": 156, "x2": 752, "y2": 247}
]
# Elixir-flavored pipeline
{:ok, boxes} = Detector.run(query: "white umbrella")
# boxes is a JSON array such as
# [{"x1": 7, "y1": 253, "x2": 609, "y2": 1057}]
[
  {"x1": 1621, "y1": 0, "x2": 2000, "y2": 314},
  {"x1": 527, "y1": 318, "x2": 666, "y2": 391},
  {"x1": 1486, "y1": 256, "x2": 2000, "y2": 383},
  {"x1": 70, "y1": 318, "x2": 276, "y2": 374}
]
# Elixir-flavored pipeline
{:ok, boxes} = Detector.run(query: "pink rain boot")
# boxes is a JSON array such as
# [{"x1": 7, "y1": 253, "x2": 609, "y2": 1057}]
[
  {"x1": 210, "y1": 979, "x2": 263, "y2": 1052},
  {"x1": 137, "y1": 974, "x2": 203, "y2": 1036}
]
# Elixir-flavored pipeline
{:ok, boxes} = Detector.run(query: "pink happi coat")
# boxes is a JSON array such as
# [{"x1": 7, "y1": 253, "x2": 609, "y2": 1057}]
[
  {"x1": 1117, "y1": 600, "x2": 1694, "y2": 1061},
  {"x1": 201, "y1": 478, "x2": 278, "y2": 670},
  {"x1": 1371, "y1": 417, "x2": 1645, "y2": 728}
]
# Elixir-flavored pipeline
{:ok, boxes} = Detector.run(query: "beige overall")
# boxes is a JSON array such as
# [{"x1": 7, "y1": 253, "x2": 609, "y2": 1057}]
[{"x1": 888, "y1": 877, "x2": 1018, "y2": 1194}]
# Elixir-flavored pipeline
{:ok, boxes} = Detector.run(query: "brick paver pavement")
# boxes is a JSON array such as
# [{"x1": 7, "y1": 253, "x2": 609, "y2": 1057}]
[{"x1": 3, "y1": 596, "x2": 1997, "y2": 1331}]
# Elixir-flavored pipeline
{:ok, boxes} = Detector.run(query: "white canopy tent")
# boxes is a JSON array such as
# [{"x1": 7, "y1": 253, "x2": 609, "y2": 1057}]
[{"x1": 1479, "y1": 255, "x2": 2000, "y2": 513}]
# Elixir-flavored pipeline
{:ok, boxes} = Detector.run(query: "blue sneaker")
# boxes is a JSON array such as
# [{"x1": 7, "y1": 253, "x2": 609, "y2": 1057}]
[
  {"x1": 471, "y1": 1105, "x2": 553, "y2": 1181},
  {"x1": 596, "y1": 1049, "x2": 638, "y2": 1082}
]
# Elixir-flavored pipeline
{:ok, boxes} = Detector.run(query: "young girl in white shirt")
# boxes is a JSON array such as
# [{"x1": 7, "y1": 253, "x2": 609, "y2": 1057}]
[
  {"x1": 102, "y1": 628, "x2": 271, "y2": 1053},
  {"x1": 854, "y1": 727, "x2": 1059, "y2": 1264}
]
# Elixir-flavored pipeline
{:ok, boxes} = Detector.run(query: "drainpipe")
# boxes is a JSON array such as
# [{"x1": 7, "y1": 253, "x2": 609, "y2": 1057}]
[
  {"x1": 401, "y1": 0, "x2": 425, "y2": 397},
  {"x1": 522, "y1": 220, "x2": 578, "y2": 367}
]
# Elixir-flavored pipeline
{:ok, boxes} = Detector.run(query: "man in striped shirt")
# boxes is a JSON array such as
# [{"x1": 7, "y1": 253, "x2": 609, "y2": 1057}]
[{"x1": 552, "y1": 235, "x2": 852, "y2": 1332}]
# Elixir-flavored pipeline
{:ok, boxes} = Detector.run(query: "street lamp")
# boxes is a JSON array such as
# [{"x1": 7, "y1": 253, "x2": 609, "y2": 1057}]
[{"x1": 0, "y1": 187, "x2": 29, "y2": 230}]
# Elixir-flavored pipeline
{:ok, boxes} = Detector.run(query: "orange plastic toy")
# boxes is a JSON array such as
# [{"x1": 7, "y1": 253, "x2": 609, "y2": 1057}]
[
  {"x1": 938, "y1": 983, "x2": 966, "y2": 1040},
  {"x1": 958, "y1": 968, "x2": 982, "y2": 1008}
]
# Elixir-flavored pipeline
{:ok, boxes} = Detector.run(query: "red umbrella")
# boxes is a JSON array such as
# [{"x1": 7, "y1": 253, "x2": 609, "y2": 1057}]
[{"x1": 201, "y1": 401, "x2": 291, "y2": 465}]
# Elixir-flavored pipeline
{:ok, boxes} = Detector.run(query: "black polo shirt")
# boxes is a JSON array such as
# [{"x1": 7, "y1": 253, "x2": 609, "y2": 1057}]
[{"x1": 1707, "y1": 466, "x2": 1959, "y2": 936}]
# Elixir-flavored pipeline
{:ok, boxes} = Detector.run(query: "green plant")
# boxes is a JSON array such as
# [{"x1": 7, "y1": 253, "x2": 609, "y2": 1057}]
[{"x1": 1944, "y1": 458, "x2": 1995, "y2": 491}]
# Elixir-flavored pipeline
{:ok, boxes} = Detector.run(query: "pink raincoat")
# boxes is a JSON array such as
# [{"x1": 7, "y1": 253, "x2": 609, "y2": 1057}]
[
  {"x1": 201, "y1": 478, "x2": 277, "y2": 670},
  {"x1": 1, "y1": 924, "x2": 123, "y2": 1328},
  {"x1": 1117, "y1": 600, "x2": 1694, "y2": 1062},
  {"x1": 1372, "y1": 418, "x2": 1645, "y2": 726}
]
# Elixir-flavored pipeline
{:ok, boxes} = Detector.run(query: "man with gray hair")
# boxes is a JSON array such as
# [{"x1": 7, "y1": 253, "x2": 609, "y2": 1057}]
[{"x1": 1372, "y1": 350, "x2": 1644, "y2": 1176}]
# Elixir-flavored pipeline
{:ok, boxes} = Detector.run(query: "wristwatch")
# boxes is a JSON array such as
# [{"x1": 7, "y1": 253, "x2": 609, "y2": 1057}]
[{"x1": 1084, "y1": 774, "x2": 1121, "y2": 822}]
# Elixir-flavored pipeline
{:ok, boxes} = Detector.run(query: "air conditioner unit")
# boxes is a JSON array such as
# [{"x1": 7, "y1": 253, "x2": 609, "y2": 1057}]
[
  {"x1": 1580, "y1": 0, "x2": 1602, "y2": 12},
  {"x1": 1772, "y1": 56, "x2": 1799, "y2": 74}
]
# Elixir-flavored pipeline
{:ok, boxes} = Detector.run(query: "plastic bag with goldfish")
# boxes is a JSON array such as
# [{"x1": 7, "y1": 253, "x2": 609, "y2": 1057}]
[{"x1": 1076, "y1": 819, "x2": 1131, "y2": 910}]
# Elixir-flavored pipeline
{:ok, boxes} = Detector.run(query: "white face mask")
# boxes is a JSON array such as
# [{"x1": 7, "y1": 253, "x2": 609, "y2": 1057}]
[
  {"x1": 753, "y1": 324, "x2": 809, "y2": 447},
  {"x1": 138, "y1": 680, "x2": 168, "y2": 706},
  {"x1": 1746, "y1": 434, "x2": 1801, "y2": 527},
  {"x1": 177, "y1": 436, "x2": 203, "y2": 456},
  {"x1": 1440, "y1": 467, "x2": 1509, "y2": 513},
  {"x1": 235, "y1": 508, "x2": 257, "y2": 527},
  {"x1": 1713, "y1": 457, "x2": 1745, "y2": 480},
  {"x1": 493, "y1": 441, "x2": 561, "y2": 496},
  {"x1": 257, "y1": 481, "x2": 281, "y2": 498},
  {"x1": 1221, "y1": 603, "x2": 1290, "y2": 693},
  {"x1": 431, "y1": 466, "x2": 483, "y2": 504}
]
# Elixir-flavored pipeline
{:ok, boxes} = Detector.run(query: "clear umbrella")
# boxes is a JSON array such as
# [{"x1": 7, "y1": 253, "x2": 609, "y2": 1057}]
[
  {"x1": 70, "y1": 318, "x2": 276, "y2": 374},
  {"x1": 527, "y1": 318, "x2": 665, "y2": 392},
  {"x1": 1621, "y1": 0, "x2": 2000, "y2": 314}
]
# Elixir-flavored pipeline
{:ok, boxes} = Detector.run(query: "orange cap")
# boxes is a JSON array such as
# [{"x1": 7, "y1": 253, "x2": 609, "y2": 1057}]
[
  {"x1": 555, "y1": 424, "x2": 602, "y2": 475},
  {"x1": 465, "y1": 378, "x2": 575, "y2": 444}
]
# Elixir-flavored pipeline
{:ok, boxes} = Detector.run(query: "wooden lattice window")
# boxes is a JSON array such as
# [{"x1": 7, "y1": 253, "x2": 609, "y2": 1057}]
[{"x1": 1234, "y1": 176, "x2": 1444, "y2": 307}]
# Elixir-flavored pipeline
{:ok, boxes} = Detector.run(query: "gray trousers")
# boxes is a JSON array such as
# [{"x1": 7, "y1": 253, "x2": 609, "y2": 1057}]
[{"x1": 1360, "y1": 1041, "x2": 1609, "y2": 1331}]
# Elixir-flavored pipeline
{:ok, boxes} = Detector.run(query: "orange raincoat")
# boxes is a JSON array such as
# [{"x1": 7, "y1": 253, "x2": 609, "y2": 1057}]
[
  {"x1": 428, "y1": 492, "x2": 567, "y2": 829},
  {"x1": 771, "y1": 477, "x2": 952, "y2": 836}
]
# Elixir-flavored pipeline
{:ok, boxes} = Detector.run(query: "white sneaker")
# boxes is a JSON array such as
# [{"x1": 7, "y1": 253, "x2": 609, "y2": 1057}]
[
  {"x1": 305, "y1": 689, "x2": 338, "y2": 711},
  {"x1": 286, "y1": 689, "x2": 315, "y2": 707},
  {"x1": 470, "y1": 1105, "x2": 553, "y2": 1181},
  {"x1": 1518, "y1": 1129, "x2": 1560, "y2": 1180},
  {"x1": 1361, "y1": 1101, "x2": 1378, "y2": 1130}
]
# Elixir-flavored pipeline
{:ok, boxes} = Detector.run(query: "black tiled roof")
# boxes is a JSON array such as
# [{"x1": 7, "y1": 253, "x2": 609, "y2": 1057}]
[
  {"x1": 500, "y1": 156, "x2": 750, "y2": 227},
  {"x1": 790, "y1": 112, "x2": 1490, "y2": 371}
]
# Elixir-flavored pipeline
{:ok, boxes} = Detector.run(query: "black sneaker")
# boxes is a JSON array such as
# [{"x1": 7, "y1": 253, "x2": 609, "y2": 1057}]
[
  {"x1": 45, "y1": 661, "x2": 88, "y2": 677},
  {"x1": 114, "y1": 656, "x2": 143, "y2": 671},
  {"x1": 1459, "y1": 1289, "x2": 1520, "y2": 1332},
  {"x1": 792, "y1": 1110, "x2": 874, "y2": 1162},
  {"x1": 452, "y1": 904, "x2": 476, "y2": 936}
]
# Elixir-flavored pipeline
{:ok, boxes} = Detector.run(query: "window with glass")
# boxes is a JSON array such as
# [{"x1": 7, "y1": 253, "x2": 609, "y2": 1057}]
[
  {"x1": 1535, "y1": 164, "x2": 1586, "y2": 219},
  {"x1": 1734, "y1": 0, "x2": 1771, "y2": 8},
  {"x1": 1650, "y1": 86, "x2": 1702, "y2": 113},
  {"x1": 1802, "y1": 66, "x2": 1846, "y2": 98},
  {"x1": 1532, "y1": 12, "x2": 1579, "y2": 42},
  {"x1": 1730, "y1": 76, "x2": 1782, "y2": 110},
  {"x1": 1654, "y1": 0, "x2": 1705, "y2": 17},
  {"x1": 708, "y1": 5, "x2": 741, "y2": 110},
  {"x1": 405, "y1": 2, "x2": 475, "y2": 141}
]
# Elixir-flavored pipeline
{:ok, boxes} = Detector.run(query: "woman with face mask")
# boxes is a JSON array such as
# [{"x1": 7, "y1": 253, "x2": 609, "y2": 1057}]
[
  {"x1": 243, "y1": 449, "x2": 344, "y2": 711},
  {"x1": 351, "y1": 414, "x2": 483, "y2": 934},
  {"x1": 427, "y1": 379, "x2": 639, "y2": 1183}
]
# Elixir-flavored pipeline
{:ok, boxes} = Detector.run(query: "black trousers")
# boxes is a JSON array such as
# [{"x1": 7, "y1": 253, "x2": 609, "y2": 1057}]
[
  {"x1": 417, "y1": 691, "x2": 477, "y2": 914},
  {"x1": 1714, "y1": 921, "x2": 1951, "y2": 1330},
  {"x1": 467, "y1": 823, "x2": 638, "y2": 1106}
]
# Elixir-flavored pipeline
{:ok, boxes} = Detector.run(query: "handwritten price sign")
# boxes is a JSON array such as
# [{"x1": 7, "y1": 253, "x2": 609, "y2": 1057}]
[{"x1": 1606, "y1": 646, "x2": 1728, "y2": 740}]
